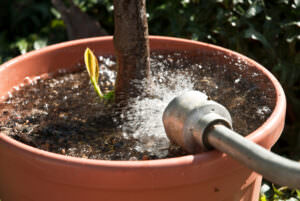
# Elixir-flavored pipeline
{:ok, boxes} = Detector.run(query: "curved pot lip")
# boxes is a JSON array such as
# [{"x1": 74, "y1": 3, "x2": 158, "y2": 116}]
[{"x1": 0, "y1": 35, "x2": 286, "y2": 169}]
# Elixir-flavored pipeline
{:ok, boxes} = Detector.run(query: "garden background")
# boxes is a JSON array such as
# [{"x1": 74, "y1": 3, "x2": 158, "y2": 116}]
[{"x1": 0, "y1": 0, "x2": 299, "y2": 200}]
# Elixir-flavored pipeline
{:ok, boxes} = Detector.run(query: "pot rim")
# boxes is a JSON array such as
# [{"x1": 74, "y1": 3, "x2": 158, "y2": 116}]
[{"x1": 0, "y1": 35, "x2": 286, "y2": 169}]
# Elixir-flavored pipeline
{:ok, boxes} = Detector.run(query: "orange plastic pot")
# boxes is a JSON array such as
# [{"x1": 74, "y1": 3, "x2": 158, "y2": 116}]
[{"x1": 0, "y1": 36, "x2": 286, "y2": 201}]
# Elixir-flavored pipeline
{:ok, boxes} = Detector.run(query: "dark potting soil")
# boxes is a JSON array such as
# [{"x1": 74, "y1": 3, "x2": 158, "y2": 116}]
[{"x1": 0, "y1": 51, "x2": 276, "y2": 160}]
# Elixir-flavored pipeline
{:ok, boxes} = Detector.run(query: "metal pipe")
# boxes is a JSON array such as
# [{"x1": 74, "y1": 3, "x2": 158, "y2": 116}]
[
  {"x1": 163, "y1": 91, "x2": 300, "y2": 189},
  {"x1": 207, "y1": 124, "x2": 300, "y2": 189}
]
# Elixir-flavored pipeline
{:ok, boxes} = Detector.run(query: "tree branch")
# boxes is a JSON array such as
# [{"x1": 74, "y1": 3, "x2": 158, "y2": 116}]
[{"x1": 51, "y1": 0, "x2": 107, "y2": 40}]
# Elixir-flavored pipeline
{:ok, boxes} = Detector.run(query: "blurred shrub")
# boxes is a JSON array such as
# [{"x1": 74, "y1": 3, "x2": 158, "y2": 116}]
[
  {"x1": 260, "y1": 182, "x2": 300, "y2": 201},
  {"x1": 0, "y1": 0, "x2": 67, "y2": 63}
]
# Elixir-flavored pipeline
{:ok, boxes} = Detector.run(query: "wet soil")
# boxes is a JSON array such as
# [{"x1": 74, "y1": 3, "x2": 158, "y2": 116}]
[{"x1": 0, "y1": 51, "x2": 276, "y2": 160}]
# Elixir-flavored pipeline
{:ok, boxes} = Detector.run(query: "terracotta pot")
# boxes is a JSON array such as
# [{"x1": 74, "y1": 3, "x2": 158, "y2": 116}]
[{"x1": 0, "y1": 36, "x2": 286, "y2": 201}]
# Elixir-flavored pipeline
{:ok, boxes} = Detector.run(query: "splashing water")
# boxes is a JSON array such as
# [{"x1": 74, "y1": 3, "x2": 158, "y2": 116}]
[
  {"x1": 112, "y1": 55, "x2": 193, "y2": 158},
  {"x1": 123, "y1": 76, "x2": 194, "y2": 157}
]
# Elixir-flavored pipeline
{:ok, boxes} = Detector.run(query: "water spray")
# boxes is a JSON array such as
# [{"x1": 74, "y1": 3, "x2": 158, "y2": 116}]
[{"x1": 163, "y1": 91, "x2": 300, "y2": 189}]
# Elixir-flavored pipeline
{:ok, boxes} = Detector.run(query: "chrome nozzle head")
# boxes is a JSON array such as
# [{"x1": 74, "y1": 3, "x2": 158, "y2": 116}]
[{"x1": 163, "y1": 91, "x2": 232, "y2": 153}]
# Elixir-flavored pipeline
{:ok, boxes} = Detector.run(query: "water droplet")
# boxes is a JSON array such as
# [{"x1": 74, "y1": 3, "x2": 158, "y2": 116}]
[
  {"x1": 7, "y1": 92, "x2": 13, "y2": 98},
  {"x1": 13, "y1": 86, "x2": 20, "y2": 91},
  {"x1": 234, "y1": 78, "x2": 241, "y2": 84}
]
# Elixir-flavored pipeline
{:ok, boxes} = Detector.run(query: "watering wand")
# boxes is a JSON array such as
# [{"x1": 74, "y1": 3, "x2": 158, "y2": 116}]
[{"x1": 163, "y1": 91, "x2": 300, "y2": 189}]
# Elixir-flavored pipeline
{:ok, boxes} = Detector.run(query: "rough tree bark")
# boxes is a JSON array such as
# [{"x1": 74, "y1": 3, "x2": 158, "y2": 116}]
[
  {"x1": 51, "y1": 0, "x2": 107, "y2": 40},
  {"x1": 113, "y1": 0, "x2": 150, "y2": 103}
]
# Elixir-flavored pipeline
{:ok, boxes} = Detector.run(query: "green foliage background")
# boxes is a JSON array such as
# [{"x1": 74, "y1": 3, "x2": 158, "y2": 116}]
[{"x1": 0, "y1": 0, "x2": 299, "y2": 200}]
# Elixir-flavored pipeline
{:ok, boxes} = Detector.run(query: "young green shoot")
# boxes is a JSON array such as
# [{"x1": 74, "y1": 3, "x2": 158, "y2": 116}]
[
  {"x1": 84, "y1": 48, "x2": 115, "y2": 101},
  {"x1": 84, "y1": 48, "x2": 103, "y2": 99}
]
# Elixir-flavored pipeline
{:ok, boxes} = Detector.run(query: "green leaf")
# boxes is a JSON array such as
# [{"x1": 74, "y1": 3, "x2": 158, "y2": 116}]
[
  {"x1": 272, "y1": 184, "x2": 285, "y2": 197},
  {"x1": 15, "y1": 39, "x2": 28, "y2": 54},
  {"x1": 233, "y1": 0, "x2": 244, "y2": 5},
  {"x1": 51, "y1": 19, "x2": 65, "y2": 28},
  {"x1": 286, "y1": 35, "x2": 300, "y2": 43},
  {"x1": 260, "y1": 194, "x2": 267, "y2": 201},
  {"x1": 84, "y1": 48, "x2": 115, "y2": 101},
  {"x1": 50, "y1": 7, "x2": 61, "y2": 19},
  {"x1": 244, "y1": 28, "x2": 272, "y2": 50},
  {"x1": 281, "y1": 21, "x2": 300, "y2": 28},
  {"x1": 277, "y1": 0, "x2": 289, "y2": 4},
  {"x1": 296, "y1": 189, "x2": 300, "y2": 198},
  {"x1": 260, "y1": 183, "x2": 274, "y2": 200},
  {"x1": 33, "y1": 39, "x2": 47, "y2": 50},
  {"x1": 246, "y1": 4, "x2": 263, "y2": 18},
  {"x1": 103, "y1": 90, "x2": 115, "y2": 101},
  {"x1": 84, "y1": 48, "x2": 99, "y2": 82},
  {"x1": 84, "y1": 48, "x2": 103, "y2": 99},
  {"x1": 261, "y1": 183, "x2": 271, "y2": 195}
]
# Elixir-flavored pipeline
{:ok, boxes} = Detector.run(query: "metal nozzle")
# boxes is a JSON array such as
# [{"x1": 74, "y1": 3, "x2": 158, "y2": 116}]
[{"x1": 163, "y1": 91, "x2": 232, "y2": 153}]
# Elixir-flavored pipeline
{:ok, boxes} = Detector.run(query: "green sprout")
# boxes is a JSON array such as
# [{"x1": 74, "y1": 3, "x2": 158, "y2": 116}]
[{"x1": 84, "y1": 48, "x2": 114, "y2": 101}]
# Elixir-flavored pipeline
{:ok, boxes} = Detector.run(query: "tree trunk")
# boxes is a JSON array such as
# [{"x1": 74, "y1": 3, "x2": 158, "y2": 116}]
[{"x1": 113, "y1": 0, "x2": 150, "y2": 103}]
